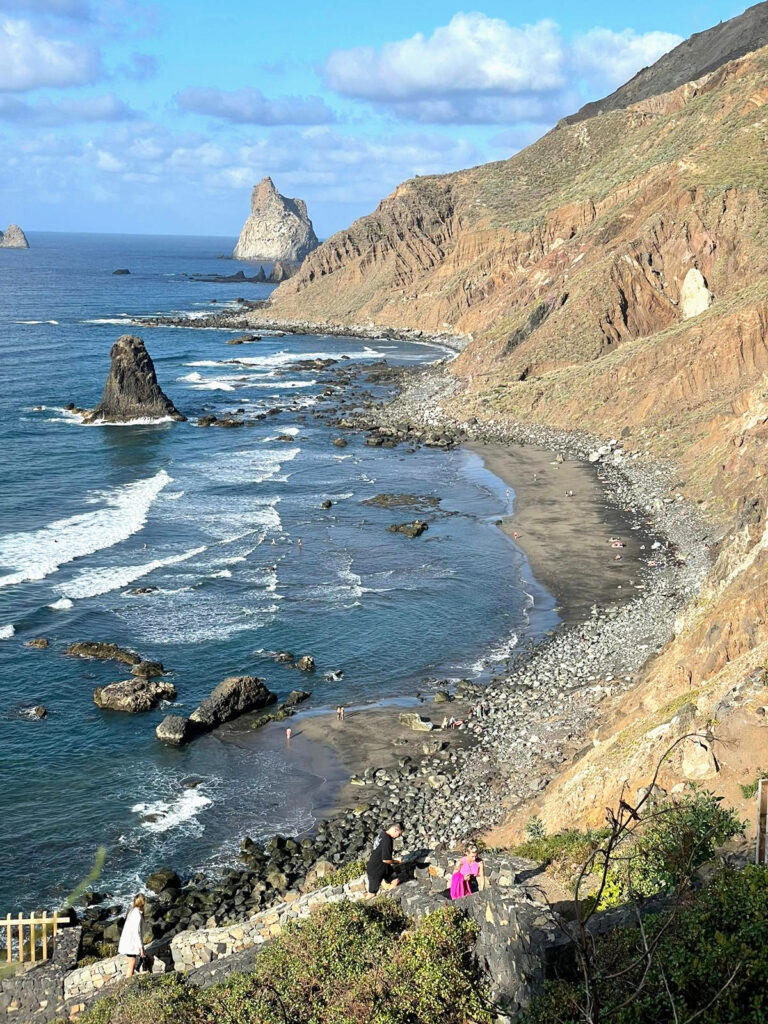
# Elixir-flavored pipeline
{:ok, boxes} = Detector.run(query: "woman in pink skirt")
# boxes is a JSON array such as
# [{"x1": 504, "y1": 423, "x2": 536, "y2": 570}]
[{"x1": 449, "y1": 843, "x2": 486, "y2": 899}]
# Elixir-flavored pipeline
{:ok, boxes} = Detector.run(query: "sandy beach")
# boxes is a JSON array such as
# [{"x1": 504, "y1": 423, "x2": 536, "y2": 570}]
[
  {"x1": 226, "y1": 439, "x2": 653, "y2": 821},
  {"x1": 471, "y1": 442, "x2": 647, "y2": 624}
]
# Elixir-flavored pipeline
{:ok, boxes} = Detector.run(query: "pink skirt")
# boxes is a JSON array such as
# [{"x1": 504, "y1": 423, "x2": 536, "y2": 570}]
[{"x1": 450, "y1": 871, "x2": 471, "y2": 900}]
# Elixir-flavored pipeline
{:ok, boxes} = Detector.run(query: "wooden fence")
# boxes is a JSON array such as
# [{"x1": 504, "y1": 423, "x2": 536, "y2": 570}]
[
  {"x1": 2, "y1": 911, "x2": 71, "y2": 964},
  {"x1": 757, "y1": 778, "x2": 768, "y2": 865}
]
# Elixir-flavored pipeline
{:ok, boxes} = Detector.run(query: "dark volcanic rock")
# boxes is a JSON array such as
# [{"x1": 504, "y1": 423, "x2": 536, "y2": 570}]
[
  {"x1": 94, "y1": 679, "x2": 177, "y2": 713},
  {"x1": 25, "y1": 637, "x2": 49, "y2": 649},
  {"x1": 83, "y1": 335, "x2": 186, "y2": 424},
  {"x1": 131, "y1": 660, "x2": 165, "y2": 678},
  {"x1": 146, "y1": 867, "x2": 181, "y2": 894},
  {"x1": 112, "y1": 268, "x2": 130, "y2": 275},
  {"x1": 156, "y1": 715, "x2": 196, "y2": 745},
  {"x1": 67, "y1": 641, "x2": 141, "y2": 665},
  {"x1": 388, "y1": 520, "x2": 429, "y2": 538},
  {"x1": 296, "y1": 655, "x2": 315, "y2": 673},
  {"x1": 564, "y1": 2, "x2": 768, "y2": 124},
  {"x1": 189, "y1": 675, "x2": 277, "y2": 730}
]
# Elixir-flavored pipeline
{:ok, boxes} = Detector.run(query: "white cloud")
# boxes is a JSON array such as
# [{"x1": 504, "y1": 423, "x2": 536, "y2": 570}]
[
  {"x1": 0, "y1": 91, "x2": 135, "y2": 123},
  {"x1": 322, "y1": 13, "x2": 681, "y2": 124},
  {"x1": 176, "y1": 86, "x2": 335, "y2": 125},
  {"x1": 571, "y1": 28, "x2": 682, "y2": 88},
  {"x1": 0, "y1": 17, "x2": 100, "y2": 90}
]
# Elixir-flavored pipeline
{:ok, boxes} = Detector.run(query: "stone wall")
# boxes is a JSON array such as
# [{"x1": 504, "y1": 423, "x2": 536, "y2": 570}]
[
  {"x1": 170, "y1": 875, "x2": 369, "y2": 972},
  {"x1": 64, "y1": 953, "x2": 165, "y2": 1003},
  {"x1": 0, "y1": 927, "x2": 81, "y2": 1021}
]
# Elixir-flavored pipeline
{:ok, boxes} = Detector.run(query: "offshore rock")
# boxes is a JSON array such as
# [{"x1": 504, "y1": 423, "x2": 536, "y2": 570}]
[
  {"x1": 84, "y1": 335, "x2": 186, "y2": 424},
  {"x1": 93, "y1": 679, "x2": 177, "y2": 713},
  {"x1": 156, "y1": 715, "x2": 196, "y2": 745},
  {"x1": 233, "y1": 177, "x2": 318, "y2": 262},
  {"x1": 0, "y1": 224, "x2": 29, "y2": 248},
  {"x1": 67, "y1": 641, "x2": 141, "y2": 665},
  {"x1": 189, "y1": 675, "x2": 277, "y2": 730}
]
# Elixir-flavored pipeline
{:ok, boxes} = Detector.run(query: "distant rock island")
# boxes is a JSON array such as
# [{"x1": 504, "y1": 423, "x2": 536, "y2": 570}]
[
  {"x1": 233, "y1": 177, "x2": 318, "y2": 262},
  {"x1": 83, "y1": 335, "x2": 186, "y2": 424},
  {"x1": 187, "y1": 262, "x2": 298, "y2": 285},
  {"x1": 0, "y1": 224, "x2": 29, "y2": 248}
]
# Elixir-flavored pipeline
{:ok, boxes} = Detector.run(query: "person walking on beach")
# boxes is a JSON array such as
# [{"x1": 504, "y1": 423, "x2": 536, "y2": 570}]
[
  {"x1": 366, "y1": 822, "x2": 404, "y2": 897},
  {"x1": 118, "y1": 894, "x2": 146, "y2": 977},
  {"x1": 339, "y1": 705, "x2": 345, "y2": 721},
  {"x1": 285, "y1": 726, "x2": 292, "y2": 741},
  {"x1": 297, "y1": 537, "x2": 303, "y2": 551}
]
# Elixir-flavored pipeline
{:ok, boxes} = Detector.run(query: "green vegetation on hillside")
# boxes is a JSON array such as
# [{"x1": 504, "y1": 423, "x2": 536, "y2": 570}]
[
  {"x1": 523, "y1": 865, "x2": 768, "y2": 1024},
  {"x1": 76, "y1": 902, "x2": 490, "y2": 1024}
]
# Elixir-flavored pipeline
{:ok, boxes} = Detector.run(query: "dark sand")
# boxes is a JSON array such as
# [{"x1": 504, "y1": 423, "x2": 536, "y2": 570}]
[
  {"x1": 470, "y1": 443, "x2": 647, "y2": 625},
  {"x1": 221, "y1": 442, "x2": 650, "y2": 825}
]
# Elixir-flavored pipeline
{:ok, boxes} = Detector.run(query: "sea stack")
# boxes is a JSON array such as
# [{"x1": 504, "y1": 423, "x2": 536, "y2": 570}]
[
  {"x1": 84, "y1": 335, "x2": 186, "y2": 423},
  {"x1": 0, "y1": 224, "x2": 29, "y2": 248},
  {"x1": 232, "y1": 177, "x2": 319, "y2": 262}
]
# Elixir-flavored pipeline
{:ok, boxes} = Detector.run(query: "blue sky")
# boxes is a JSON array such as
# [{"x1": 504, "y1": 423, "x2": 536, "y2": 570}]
[{"x1": 0, "y1": 0, "x2": 748, "y2": 237}]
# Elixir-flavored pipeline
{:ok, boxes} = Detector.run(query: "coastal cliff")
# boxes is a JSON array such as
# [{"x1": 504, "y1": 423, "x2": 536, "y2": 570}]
[
  {"x1": 233, "y1": 176, "x2": 319, "y2": 262},
  {"x1": 263, "y1": 6, "x2": 768, "y2": 829},
  {"x1": 0, "y1": 224, "x2": 29, "y2": 248}
]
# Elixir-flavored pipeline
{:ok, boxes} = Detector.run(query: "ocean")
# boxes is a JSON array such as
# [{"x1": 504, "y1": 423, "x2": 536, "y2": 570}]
[{"x1": 0, "y1": 232, "x2": 557, "y2": 911}]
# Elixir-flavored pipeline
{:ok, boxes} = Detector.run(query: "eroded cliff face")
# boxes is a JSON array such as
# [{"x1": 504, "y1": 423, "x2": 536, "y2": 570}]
[
  {"x1": 268, "y1": 43, "x2": 768, "y2": 830},
  {"x1": 233, "y1": 177, "x2": 318, "y2": 262}
]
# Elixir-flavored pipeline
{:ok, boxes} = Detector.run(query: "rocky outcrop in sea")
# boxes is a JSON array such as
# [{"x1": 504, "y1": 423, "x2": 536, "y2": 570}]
[
  {"x1": 232, "y1": 177, "x2": 318, "y2": 262},
  {"x1": 0, "y1": 224, "x2": 29, "y2": 248},
  {"x1": 83, "y1": 335, "x2": 186, "y2": 424}
]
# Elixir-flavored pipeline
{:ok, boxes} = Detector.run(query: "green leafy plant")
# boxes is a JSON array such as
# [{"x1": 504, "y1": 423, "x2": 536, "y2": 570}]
[
  {"x1": 738, "y1": 770, "x2": 766, "y2": 800},
  {"x1": 598, "y1": 787, "x2": 743, "y2": 908},
  {"x1": 523, "y1": 865, "x2": 768, "y2": 1024},
  {"x1": 525, "y1": 816, "x2": 546, "y2": 841},
  {"x1": 307, "y1": 858, "x2": 366, "y2": 890},
  {"x1": 76, "y1": 901, "x2": 490, "y2": 1024}
]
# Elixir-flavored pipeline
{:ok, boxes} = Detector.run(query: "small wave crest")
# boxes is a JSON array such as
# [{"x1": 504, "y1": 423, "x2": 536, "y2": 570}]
[
  {"x1": 57, "y1": 544, "x2": 207, "y2": 600},
  {"x1": 0, "y1": 470, "x2": 171, "y2": 590},
  {"x1": 0, "y1": 624, "x2": 15, "y2": 639},
  {"x1": 132, "y1": 788, "x2": 213, "y2": 834}
]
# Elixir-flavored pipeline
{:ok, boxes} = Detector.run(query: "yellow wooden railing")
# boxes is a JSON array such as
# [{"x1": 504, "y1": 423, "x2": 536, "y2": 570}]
[{"x1": 2, "y1": 911, "x2": 70, "y2": 964}]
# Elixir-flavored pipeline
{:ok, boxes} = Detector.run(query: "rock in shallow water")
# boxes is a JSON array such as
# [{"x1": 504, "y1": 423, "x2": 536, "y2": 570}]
[
  {"x1": 93, "y1": 679, "x2": 177, "y2": 713},
  {"x1": 190, "y1": 676, "x2": 277, "y2": 730},
  {"x1": 156, "y1": 715, "x2": 196, "y2": 745},
  {"x1": 67, "y1": 641, "x2": 141, "y2": 665}
]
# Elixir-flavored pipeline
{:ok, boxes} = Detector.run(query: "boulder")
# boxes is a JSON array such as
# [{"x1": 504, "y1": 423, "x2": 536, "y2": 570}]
[
  {"x1": 25, "y1": 637, "x2": 49, "y2": 649},
  {"x1": 112, "y1": 268, "x2": 130, "y2": 275},
  {"x1": 388, "y1": 520, "x2": 429, "y2": 538},
  {"x1": 29, "y1": 705, "x2": 47, "y2": 719},
  {"x1": 67, "y1": 641, "x2": 141, "y2": 665},
  {"x1": 156, "y1": 715, "x2": 196, "y2": 745},
  {"x1": 274, "y1": 651, "x2": 295, "y2": 663},
  {"x1": 399, "y1": 712, "x2": 434, "y2": 732},
  {"x1": 296, "y1": 655, "x2": 315, "y2": 673},
  {"x1": 131, "y1": 660, "x2": 165, "y2": 679},
  {"x1": 146, "y1": 868, "x2": 181, "y2": 894},
  {"x1": 284, "y1": 690, "x2": 311, "y2": 707},
  {"x1": 232, "y1": 177, "x2": 319, "y2": 262},
  {"x1": 0, "y1": 224, "x2": 29, "y2": 248},
  {"x1": 332, "y1": 437, "x2": 348, "y2": 447},
  {"x1": 682, "y1": 736, "x2": 719, "y2": 780},
  {"x1": 83, "y1": 335, "x2": 186, "y2": 423},
  {"x1": 680, "y1": 267, "x2": 713, "y2": 319},
  {"x1": 189, "y1": 676, "x2": 277, "y2": 730},
  {"x1": 320, "y1": 499, "x2": 332, "y2": 509},
  {"x1": 94, "y1": 679, "x2": 177, "y2": 713}
]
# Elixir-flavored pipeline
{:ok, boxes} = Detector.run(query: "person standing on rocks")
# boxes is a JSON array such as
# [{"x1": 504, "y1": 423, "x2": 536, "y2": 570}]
[
  {"x1": 365, "y1": 822, "x2": 403, "y2": 897},
  {"x1": 118, "y1": 893, "x2": 146, "y2": 977}
]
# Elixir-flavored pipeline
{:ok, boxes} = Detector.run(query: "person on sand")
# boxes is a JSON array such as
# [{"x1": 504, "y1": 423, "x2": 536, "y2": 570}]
[
  {"x1": 339, "y1": 706, "x2": 344, "y2": 721},
  {"x1": 297, "y1": 537, "x2": 303, "y2": 551},
  {"x1": 441, "y1": 715, "x2": 449, "y2": 730},
  {"x1": 285, "y1": 726, "x2": 292, "y2": 741},
  {"x1": 118, "y1": 894, "x2": 146, "y2": 977},
  {"x1": 450, "y1": 844, "x2": 486, "y2": 899},
  {"x1": 366, "y1": 822, "x2": 404, "y2": 897}
]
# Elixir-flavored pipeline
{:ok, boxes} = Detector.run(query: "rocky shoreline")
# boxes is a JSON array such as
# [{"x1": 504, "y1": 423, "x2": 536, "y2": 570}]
[
  {"x1": 75, "y1": 351, "x2": 715, "y2": 967},
  {"x1": 132, "y1": 305, "x2": 470, "y2": 353}
]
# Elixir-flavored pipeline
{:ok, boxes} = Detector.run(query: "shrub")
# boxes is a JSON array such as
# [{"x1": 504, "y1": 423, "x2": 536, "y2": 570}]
[
  {"x1": 308, "y1": 857, "x2": 366, "y2": 890},
  {"x1": 77, "y1": 900, "x2": 490, "y2": 1024},
  {"x1": 598, "y1": 788, "x2": 743, "y2": 908},
  {"x1": 512, "y1": 828, "x2": 611, "y2": 885},
  {"x1": 738, "y1": 770, "x2": 766, "y2": 800},
  {"x1": 523, "y1": 865, "x2": 768, "y2": 1024}
]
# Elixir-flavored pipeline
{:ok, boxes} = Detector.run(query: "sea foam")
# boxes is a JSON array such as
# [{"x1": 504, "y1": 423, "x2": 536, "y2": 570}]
[
  {"x1": 57, "y1": 544, "x2": 207, "y2": 600},
  {"x1": 0, "y1": 470, "x2": 171, "y2": 590}
]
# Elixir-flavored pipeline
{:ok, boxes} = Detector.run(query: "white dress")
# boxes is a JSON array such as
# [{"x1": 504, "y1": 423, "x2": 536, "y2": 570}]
[{"x1": 117, "y1": 906, "x2": 144, "y2": 956}]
